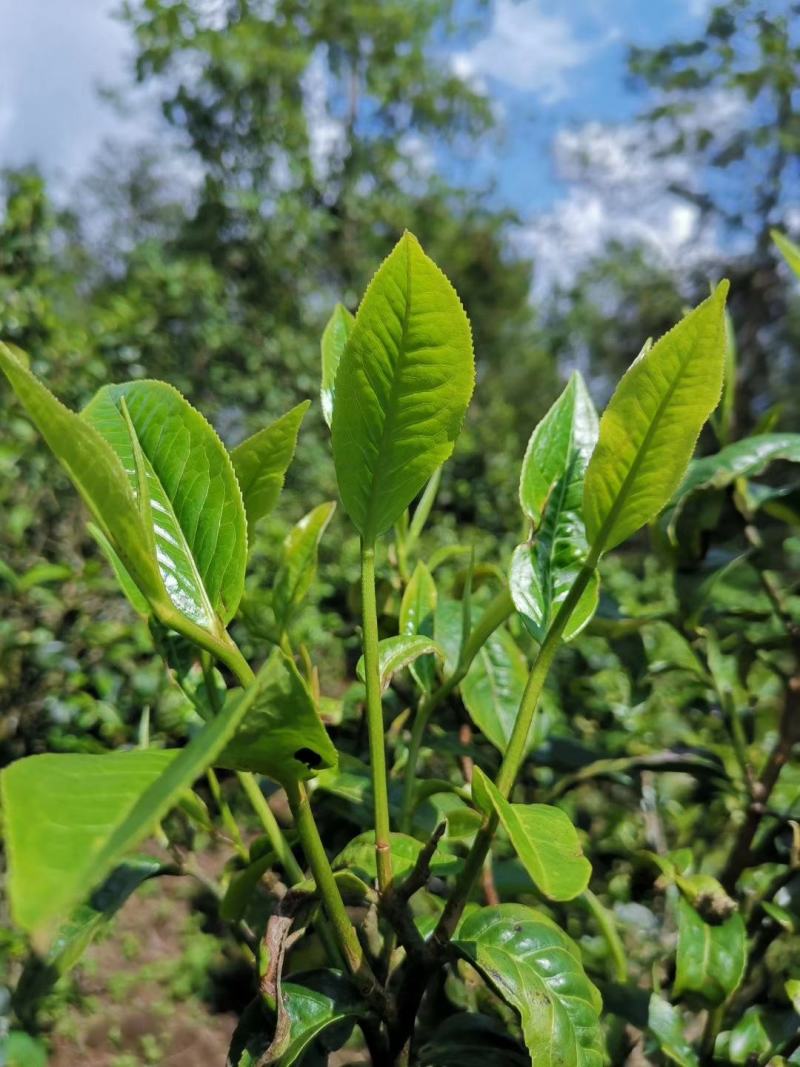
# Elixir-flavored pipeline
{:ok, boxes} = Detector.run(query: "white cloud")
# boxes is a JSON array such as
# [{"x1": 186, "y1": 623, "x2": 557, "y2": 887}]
[
  {"x1": 520, "y1": 91, "x2": 746, "y2": 293},
  {"x1": 452, "y1": 0, "x2": 597, "y2": 103}
]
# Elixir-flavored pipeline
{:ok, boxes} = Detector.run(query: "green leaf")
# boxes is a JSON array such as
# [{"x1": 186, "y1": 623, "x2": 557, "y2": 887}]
[
  {"x1": 332, "y1": 831, "x2": 458, "y2": 884},
  {"x1": 228, "y1": 972, "x2": 367, "y2": 1067},
  {"x1": 14, "y1": 856, "x2": 170, "y2": 1006},
  {"x1": 513, "y1": 373, "x2": 599, "y2": 642},
  {"x1": 87, "y1": 521, "x2": 151, "y2": 617},
  {"x1": 399, "y1": 560, "x2": 438, "y2": 689},
  {"x1": 272, "y1": 501, "x2": 336, "y2": 632},
  {"x1": 773, "y1": 229, "x2": 800, "y2": 278},
  {"x1": 453, "y1": 904, "x2": 603, "y2": 1067},
  {"x1": 320, "y1": 304, "x2": 354, "y2": 428},
  {"x1": 461, "y1": 626, "x2": 532, "y2": 754},
  {"x1": 231, "y1": 401, "x2": 309, "y2": 533},
  {"x1": 6, "y1": 1033, "x2": 48, "y2": 1067},
  {"x1": 716, "y1": 1006, "x2": 800, "y2": 1066},
  {"x1": 331, "y1": 231, "x2": 474, "y2": 542},
  {"x1": 0, "y1": 343, "x2": 164, "y2": 607},
  {"x1": 83, "y1": 380, "x2": 247, "y2": 627},
  {"x1": 583, "y1": 283, "x2": 729, "y2": 556},
  {"x1": 471, "y1": 767, "x2": 591, "y2": 901},
  {"x1": 419, "y1": 1014, "x2": 530, "y2": 1067},
  {"x1": 216, "y1": 649, "x2": 338, "y2": 784},
  {"x1": 674, "y1": 897, "x2": 747, "y2": 1006},
  {"x1": 2, "y1": 670, "x2": 270, "y2": 948},
  {"x1": 647, "y1": 995, "x2": 699, "y2": 1067},
  {"x1": 519, "y1": 371, "x2": 598, "y2": 526},
  {"x1": 356, "y1": 634, "x2": 444, "y2": 694},
  {"x1": 665, "y1": 432, "x2": 800, "y2": 538}
]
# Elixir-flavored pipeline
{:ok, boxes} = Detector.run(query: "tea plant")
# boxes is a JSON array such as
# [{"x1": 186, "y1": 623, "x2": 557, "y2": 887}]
[{"x1": 1, "y1": 230, "x2": 799, "y2": 1065}]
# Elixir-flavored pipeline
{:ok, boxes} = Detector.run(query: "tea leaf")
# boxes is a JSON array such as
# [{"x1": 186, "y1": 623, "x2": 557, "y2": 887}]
[
  {"x1": 453, "y1": 904, "x2": 603, "y2": 1067},
  {"x1": 461, "y1": 626, "x2": 531, "y2": 754},
  {"x1": 320, "y1": 303, "x2": 354, "y2": 428},
  {"x1": 216, "y1": 649, "x2": 338, "y2": 784},
  {"x1": 584, "y1": 283, "x2": 728, "y2": 556},
  {"x1": 2, "y1": 672, "x2": 268, "y2": 948},
  {"x1": 83, "y1": 380, "x2": 247, "y2": 627},
  {"x1": 356, "y1": 634, "x2": 444, "y2": 693},
  {"x1": 331, "y1": 231, "x2": 474, "y2": 542},
  {"x1": 773, "y1": 228, "x2": 800, "y2": 279},
  {"x1": 272, "y1": 501, "x2": 336, "y2": 632},
  {"x1": 472, "y1": 768, "x2": 591, "y2": 901},
  {"x1": 231, "y1": 401, "x2": 309, "y2": 533},
  {"x1": 399, "y1": 560, "x2": 438, "y2": 689},
  {"x1": 0, "y1": 343, "x2": 164, "y2": 607},
  {"x1": 647, "y1": 995, "x2": 699, "y2": 1067},
  {"x1": 674, "y1": 897, "x2": 747, "y2": 1006}
]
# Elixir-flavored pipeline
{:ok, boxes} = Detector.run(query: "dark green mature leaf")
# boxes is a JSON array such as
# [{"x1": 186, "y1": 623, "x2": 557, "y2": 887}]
[
  {"x1": 472, "y1": 768, "x2": 591, "y2": 901},
  {"x1": 83, "y1": 380, "x2": 247, "y2": 627},
  {"x1": 216, "y1": 649, "x2": 337, "y2": 784},
  {"x1": 331, "y1": 231, "x2": 474, "y2": 543},
  {"x1": 647, "y1": 995, "x2": 699, "y2": 1067},
  {"x1": 356, "y1": 634, "x2": 444, "y2": 693},
  {"x1": 2, "y1": 670, "x2": 269, "y2": 948},
  {"x1": 272, "y1": 501, "x2": 336, "y2": 632},
  {"x1": 665, "y1": 432, "x2": 800, "y2": 538},
  {"x1": 0, "y1": 343, "x2": 164, "y2": 607},
  {"x1": 320, "y1": 304, "x2": 354, "y2": 428},
  {"x1": 228, "y1": 972, "x2": 367, "y2": 1067},
  {"x1": 454, "y1": 905, "x2": 603, "y2": 1067},
  {"x1": 400, "y1": 560, "x2": 438, "y2": 689},
  {"x1": 583, "y1": 283, "x2": 728, "y2": 556},
  {"x1": 674, "y1": 897, "x2": 747, "y2": 1006},
  {"x1": 461, "y1": 626, "x2": 532, "y2": 754},
  {"x1": 231, "y1": 401, "x2": 309, "y2": 532},
  {"x1": 715, "y1": 1006, "x2": 800, "y2": 1065}
]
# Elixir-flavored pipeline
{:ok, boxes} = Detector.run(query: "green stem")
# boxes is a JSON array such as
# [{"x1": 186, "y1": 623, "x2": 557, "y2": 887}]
[
  {"x1": 285, "y1": 779, "x2": 381, "y2": 1003},
  {"x1": 361, "y1": 540, "x2": 394, "y2": 895},
  {"x1": 582, "y1": 889, "x2": 627, "y2": 984},
  {"x1": 224, "y1": 642, "x2": 373, "y2": 994},
  {"x1": 236, "y1": 770, "x2": 303, "y2": 882},
  {"x1": 398, "y1": 589, "x2": 513, "y2": 832},
  {"x1": 433, "y1": 561, "x2": 597, "y2": 945},
  {"x1": 207, "y1": 769, "x2": 249, "y2": 860}
]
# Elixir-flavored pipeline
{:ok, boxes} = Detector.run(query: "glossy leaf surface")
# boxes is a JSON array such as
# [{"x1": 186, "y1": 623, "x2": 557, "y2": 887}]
[
  {"x1": 216, "y1": 649, "x2": 338, "y2": 784},
  {"x1": 83, "y1": 380, "x2": 247, "y2": 626},
  {"x1": 320, "y1": 303, "x2": 354, "y2": 428},
  {"x1": 2, "y1": 672, "x2": 269, "y2": 947},
  {"x1": 460, "y1": 626, "x2": 530, "y2": 754},
  {"x1": 0, "y1": 343, "x2": 163, "y2": 606},
  {"x1": 647, "y1": 995, "x2": 699, "y2": 1067},
  {"x1": 472, "y1": 768, "x2": 591, "y2": 901},
  {"x1": 331, "y1": 231, "x2": 474, "y2": 542},
  {"x1": 583, "y1": 283, "x2": 728, "y2": 555},
  {"x1": 231, "y1": 401, "x2": 309, "y2": 532},
  {"x1": 674, "y1": 897, "x2": 747, "y2": 1005},
  {"x1": 228, "y1": 971, "x2": 366, "y2": 1067},
  {"x1": 355, "y1": 634, "x2": 444, "y2": 693},
  {"x1": 454, "y1": 904, "x2": 603, "y2": 1067},
  {"x1": 272, "y1": 501, "x2": 336, "y2": 632}
]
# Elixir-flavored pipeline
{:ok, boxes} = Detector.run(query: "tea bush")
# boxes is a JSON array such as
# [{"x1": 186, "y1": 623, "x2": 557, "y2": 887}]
[{"x1": 2, "y1": 230, "x2": 800, "y2": 1066}]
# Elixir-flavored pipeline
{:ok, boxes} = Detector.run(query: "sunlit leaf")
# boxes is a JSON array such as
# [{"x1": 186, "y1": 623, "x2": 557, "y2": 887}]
[
  {"x1": 83, "y1": 380, "x2": 247, "y2": 627},
  {"x1": 2, "y1": 671, "x2": 268, "y2": 949},
  {"x1": 231, "y1": 401, "x2": 309, "y2": 534},
  {"x1": 272, "y1": 501, "x2": 336, "y2": 632},
  {"x1": 320, "y1": 303, "x2": 354, "y2": 428},
  {"x1": 453, "y1": 904, "x2": 603, "y2": 1067},
  {"x1": 647, "y1": 995, "x2": 699, "y2": 1067},
  {"x1": 472, "y1": 767, "x2": 591, "y2": 901},
  {"x1": 584, "y1": 283, "x2": 729, "y2": 555},
  {"x1": 216, "y1": 649, "x2": 338, "y2": 784},
  {"x1": 356, "y1": 634, "x2": 444, "y2": 693},
  {"x1": 461, "y1": 626, "x2": 532, "y2": 754},
  {"x1": 399, "y1": 560, "x2": 438, "y2": 689},
  {"x1": 674, "y1": 897, "x2": 747, "y2": 1006},
  {"x1": 331, "y1": 231, "x2": 474, "y2": 542}
]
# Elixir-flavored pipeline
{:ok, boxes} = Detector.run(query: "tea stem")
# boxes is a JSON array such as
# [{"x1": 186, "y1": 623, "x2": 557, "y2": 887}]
[{"x1": 360, "y1": 540, "x2": 395, "y2": 896}]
